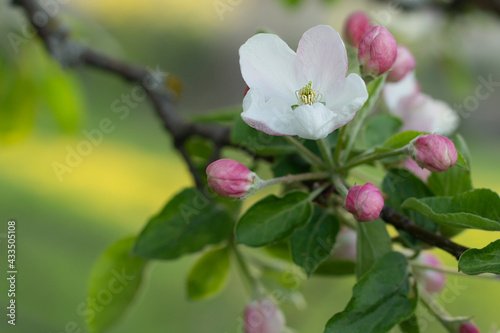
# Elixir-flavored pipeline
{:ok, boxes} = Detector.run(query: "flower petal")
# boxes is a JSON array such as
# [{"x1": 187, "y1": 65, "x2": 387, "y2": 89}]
[
  {"x1": 323, "y1": 73, "x2": 368, "y2": 128},
  {"x1": 239, "y1": 33, "x2": 299, "y2": 103},
  {"x1": 383, "y1": 71, "x2": 419, "y2": 112},
  {"x1": 295, "y1": 25, "x2": 348, "y2": 93},
  {"x1": 290, "y1": 103, "x2": 336, "y2": 140},
  {"x1": 399, "y1": 94, "x2": 460, "y2": 136},
  {"x1": 242, "y1": 88, "x2": 296, "y2": 136}
]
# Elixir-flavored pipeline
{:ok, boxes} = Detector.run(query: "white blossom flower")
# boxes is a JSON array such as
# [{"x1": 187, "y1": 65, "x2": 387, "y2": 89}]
[
  {"x1": 239, "y1": 25, "x2": 368, "y2": 140},
  {"x1": 383, "y1": 71, "x2": 460, "y2": 136}
]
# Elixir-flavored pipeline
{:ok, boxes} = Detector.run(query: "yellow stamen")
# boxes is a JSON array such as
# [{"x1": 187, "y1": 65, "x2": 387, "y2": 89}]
[{"x1": 295, "y1": 81, "x2": 321, "y2": 106}]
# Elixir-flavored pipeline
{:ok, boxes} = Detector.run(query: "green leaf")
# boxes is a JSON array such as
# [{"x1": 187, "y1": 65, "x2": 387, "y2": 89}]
[
  {"x1": 363, "y1": 114, "x2": 402, "y2": 148},
  {"x1": 356, "y1": 219, "x2": 392, "y2": 278},
  {"x1": 236, "y1": 191, "x2": 313, "y2": 247},
  {"x1": 314, "y1": 259, "x2": 356, "y2": 276},
  {"x1": 382, "y1": 130, "x2": 423, "y2": 150},
  {"x1": 186, "y1": 247, "x2": 231, "y2": 300},
  {"x1": 0, "y1": 63, "x2": 36, "y2": 143},
  {"x1": 230, "y1": 116, "x2": 295, "y2": 155},
  {"x1": 399, "y1": 315, "x2": 421, "y2": 333},
  {"x1": 87, "y1": 237, "x2": 147, "y2": 333},
  {"x1": 290, "y1": 206, "x2": 340, "y2": 276},
  {"x1": 401, "y1": 189, "x2": 500, "y2": 231},
  {"x1": 133, "y1": 188, "x2": 234, "y2": 259},
  {"x1": 272, "y1": 153, "x2": 310, "y2": 178},
  {"x1": 40, "y1": 67, "x2": 84, "y2": 133},
  {"x1": 382, "y1": 169, "x2": 438, "y2": 248},
  {"x1": 458, "y1": 239, "x2": 500, "y2": 275},
  {"x1": 324, "y1": 252, "x2": 417, "y2": 333}
]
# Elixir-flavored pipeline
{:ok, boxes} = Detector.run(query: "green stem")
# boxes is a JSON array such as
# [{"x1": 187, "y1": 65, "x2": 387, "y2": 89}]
[
  {"x1": 231, "y1": 243, "x2": 264, "y2": 298},
  {"x1": 260, "y1": 171, "x2": 330, "y2": 189},
  {"x1": 284, "y1": 136, "x2": 326, "y2": 168},
  {"x1": 336, "y1": 146, "x2": 409, "y2": 172},
  {"x1": 317, "y1": 138, "x2": 335, "y2": 171},
  {"x1": 333, "y1": 125, "x2": 347, "y2": 166},
  {"x1": 412, "y1": 263, "x2": 499, "y2": 280},
  {"x1": 332, "y1": 174, "x2": 349, "y2": 198},
  {"x1": 308, "y1": 184, "x2": 330, "y2": 201}
]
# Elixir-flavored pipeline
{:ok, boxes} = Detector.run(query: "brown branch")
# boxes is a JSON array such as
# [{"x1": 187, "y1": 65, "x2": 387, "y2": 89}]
[
  {"x1": 380, "y1": 206, "x2": 469, "y2": 260},
  {"x1": 13, "y1": 0, "x2": 471, "y2": 260}
]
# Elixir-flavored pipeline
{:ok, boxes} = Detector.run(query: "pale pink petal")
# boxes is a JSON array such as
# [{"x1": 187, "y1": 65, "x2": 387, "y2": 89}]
[
  {"x1": 242, "y1": 88, "x2": 296, "y2": 136},
  {"x1": 295, "y1": 25, "x2": 348, "y2": 93},
  {"x1": 291, "y1": 103, "x2": 336, "y2": 140},
  {"x1": 383, "y1": 71, "x2": 420, "y2": 112},
  {"x1": 239, "y1": 33, "x2": 299, "y2": 103},
  {"x1": 323, "y1": 73, "x2": 368, "y2": 127}
]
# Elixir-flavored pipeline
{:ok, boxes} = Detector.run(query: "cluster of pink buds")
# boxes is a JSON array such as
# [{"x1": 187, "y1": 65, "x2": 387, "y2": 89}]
[
  {"x1": 345, "y1": 183, "x2": 384, "y2": 222},
  {"x1": 344, "y1": 12, "x2": 415, "y2": 81},
  {"x1": 244, "y1": 299, "x2": 285, "y2": 333}
]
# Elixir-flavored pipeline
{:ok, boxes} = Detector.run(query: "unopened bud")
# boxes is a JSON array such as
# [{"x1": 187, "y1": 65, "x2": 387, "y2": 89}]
[
  {"x1": 358, "y1": 25, "x2": 397, "y2": 76},
  {"x1": 459, "y1": 322, "x2": 480, "y2": 333},
  {"x1": 345, "y1": 183, "x2": 384, "y2": 222},
  {"x1": 387, "y1": 45, "x2": 416, "y2": 82},
  {"x1": 244, "y1": 299, "x2": 285, "y2": 333},
  {"x1": 343, "y1": 11, "x2": 371, "y2": 48},
  {"x1": 206, "y1": 159, "x2": 261, "y2": 198},
  {"x1": 411, "y1": 134, "x2": 458, "y2": 172}
]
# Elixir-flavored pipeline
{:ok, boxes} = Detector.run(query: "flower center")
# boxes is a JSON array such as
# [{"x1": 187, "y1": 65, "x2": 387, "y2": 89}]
[{"x1": 295, "y1": 81, "x2": 322, "y2": 106}]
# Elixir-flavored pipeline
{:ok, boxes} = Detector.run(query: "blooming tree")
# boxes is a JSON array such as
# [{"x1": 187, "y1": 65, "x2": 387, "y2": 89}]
[{"x1": 13, "y1": 0, "x2": 500, "y2": 332}]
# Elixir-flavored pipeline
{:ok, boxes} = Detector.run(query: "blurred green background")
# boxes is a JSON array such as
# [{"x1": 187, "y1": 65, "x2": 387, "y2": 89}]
[{"x1": 1, "y1": 0, "x2": 500, "y2": 332}]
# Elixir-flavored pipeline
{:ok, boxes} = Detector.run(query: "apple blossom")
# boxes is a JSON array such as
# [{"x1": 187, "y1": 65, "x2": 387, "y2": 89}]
[
  {"x1": 396, "y1": 92, "x2": 460, "y2": 136},
  {"x1": 358, "y1": 25, "x2": 398, "y2": 76},
  {"x1": 387, "y1": 45, "x2": 417, "y2": 82},
  {"x1": 411, "y1": 134, "x2": 458, "y2": 172},
  {"x1": 383, "y1": 72, "x2": 460, "y2": 136},
  {"x1": 343, "y1": 11, "x2": 371, "y2": 47},
  {"x1": 244, "y1": 299, "x2": 285, "y2": 333},
  {"x1": 345, "y1": 183, "x2": 384, "y2": 222},
  {"x1": 206, "y1": 159, "x2": 261, "y2": 198},
  {"x1": 239, "y1": 25, "x2": 368, "y2": 140}
]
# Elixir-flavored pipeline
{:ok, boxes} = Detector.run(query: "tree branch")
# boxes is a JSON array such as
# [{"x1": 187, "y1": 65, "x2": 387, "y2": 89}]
[
  {"x1": 380, "y1": 206, "x2": 469, "y2": 260},
  {"x1": 14, "y1": 0, "x2": 470, "y2": 260}
]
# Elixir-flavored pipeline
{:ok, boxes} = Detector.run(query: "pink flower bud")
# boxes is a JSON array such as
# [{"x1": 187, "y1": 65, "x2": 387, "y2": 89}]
[
  {"x1": 387, "y1": 45, "x2": 416, "y2": 82},
  {"x1": 244, "y1": 299, "x2": 285, "y2": 333},
  {"x1": 332, "y1": 227, "x2": 357, "y2": 260},
  {"x1": 411, "y1": 134, "x2": 458, "y2": 172},
  {"x1": 415, "y1": 253, "x2": 446, "y2": 294},
  {"x1": 345, "y1": 183, "x2": 384, "y2": 222},
  {"x1": 343, "y1": 11, "x2": 371, "y2": 47},
  {"x1": 460, "y1": 322, "x2": 480, "y2": 333},
  {"x1": 358, "y1": 25, "x2": 398, "y2": 76},
  {"x1": 206, "y1": 159, "x2": 260, "y2": 198}
]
